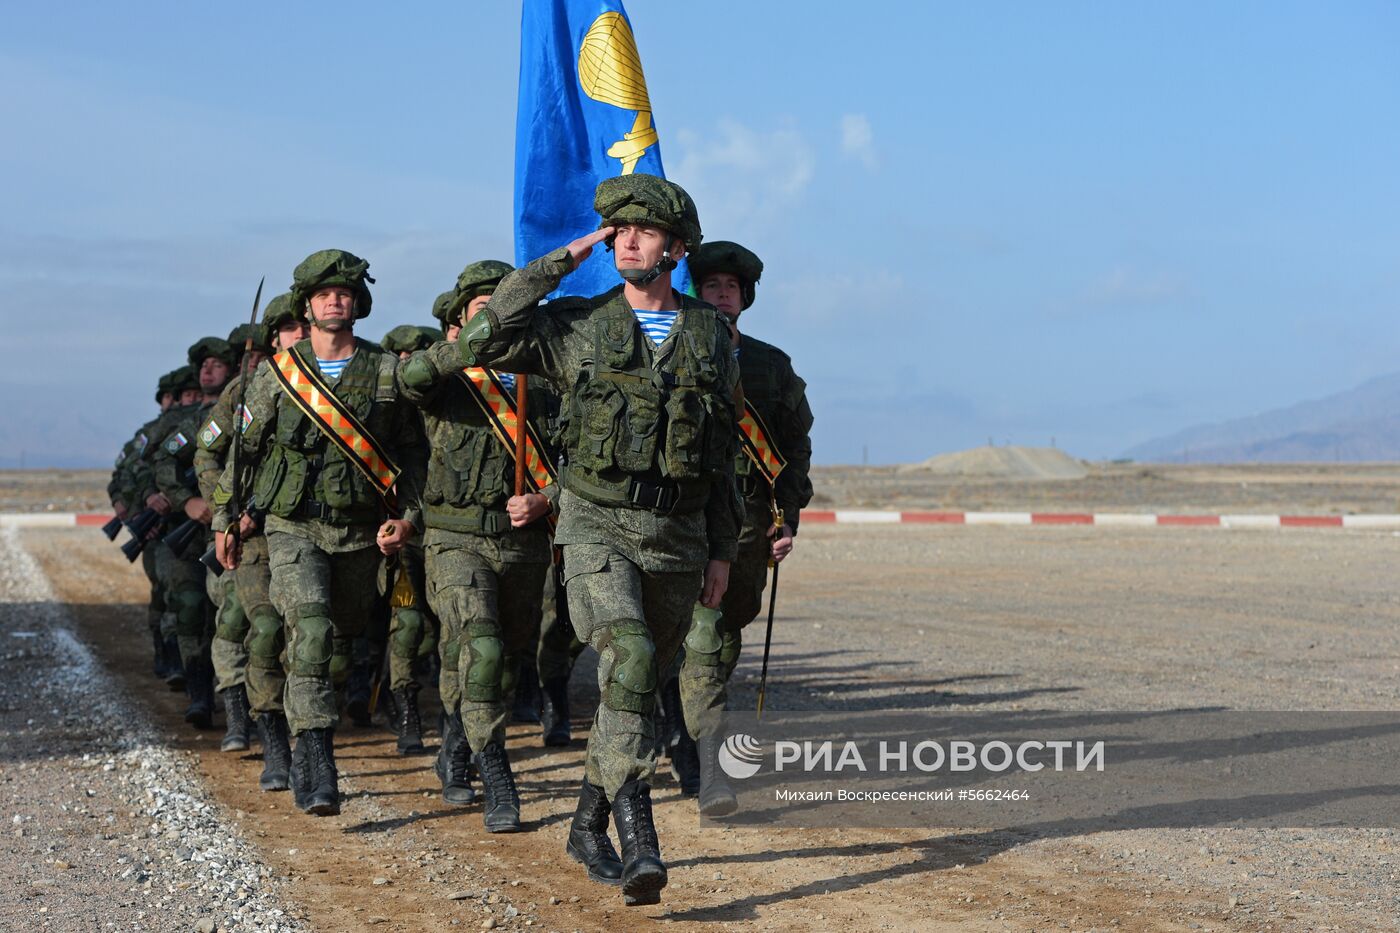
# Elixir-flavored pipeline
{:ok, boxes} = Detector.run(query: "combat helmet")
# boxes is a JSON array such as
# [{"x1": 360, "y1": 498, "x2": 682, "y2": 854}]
[
  {"x1": 187, "y1": 336, "x2": 238, "y2": 369},
  {"x1": 445, "y1": 260, "x2": 514, "y2": 322},
  {"x1": 380, "y1": 324, "x2": 438, "y2": 355},
  {"x1": 260, "y1": 292, "x2": 297, "y2": 330},
  {"x1": 290, "y1": 249, "x2": 375, "y2": 320},
  {"x1": 169, "y1": 364, "x2": 200, "y2": 397},
  {"x1": 227, "y1": 322, "x2": 273, "y2": 357},
  {"x1": 155, "y1": 368, "x2": 181, "y2": 404},
  {"x1": 689, "y1": 241, "x2": 764, "y2": 311},
  {"x1": 430, "y1": 289, "x2": 458, "y2": 334},
  {"x1": 594, "y1": 173, "x2": 701, "y2": 285}
]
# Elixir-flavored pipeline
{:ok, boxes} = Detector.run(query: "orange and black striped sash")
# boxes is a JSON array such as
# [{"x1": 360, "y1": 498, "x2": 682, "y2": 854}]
[
  {"x1": 738, "y1": 401, "x2": 787, "y2": 487},
  {"x1": 271, "y1": 348, "x2": 400, "y2": 503},
  {"x1": 457, "y1": 368, "x2": 557, "y2": 495}
]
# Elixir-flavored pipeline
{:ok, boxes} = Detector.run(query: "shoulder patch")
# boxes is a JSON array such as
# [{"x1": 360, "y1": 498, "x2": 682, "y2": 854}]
[
  {"x1": 236, "y1": 404, "x2": 253, "y2": 433},
  {"x1": 199, "y1": 419, "x2": 223, "y2": 448},
  {"x1": 163, "y1": 432, "x2": 188, "y2": 455},
  {"x1": 134, "y1": 432, "x2": 148, "y2": 454}
]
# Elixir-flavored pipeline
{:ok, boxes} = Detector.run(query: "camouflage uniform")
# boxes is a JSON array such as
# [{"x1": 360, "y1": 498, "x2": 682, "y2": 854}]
[
  {"x1": 151, "y1": 337, "x2": 238, "y2": 725},
  {"x1": 459, "y1": 174, "x2": 739, "y2": 904},
  {"x1": 678, "y1": 243, "x2": 815, "y2": 741},
  {"x1": 215, "y1": 250, "x2": 425, "y2": 816},
  {"x1": 399, "y1": 333, "x2": 555, "y2": 819}
]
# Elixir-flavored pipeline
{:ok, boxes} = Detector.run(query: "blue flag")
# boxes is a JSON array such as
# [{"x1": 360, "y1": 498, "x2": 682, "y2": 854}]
[{"x1": 514, "y1": 0, "x2": 688, "y2": 299}]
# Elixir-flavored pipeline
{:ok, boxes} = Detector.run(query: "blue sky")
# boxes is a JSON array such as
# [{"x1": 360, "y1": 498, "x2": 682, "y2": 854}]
[{"x1": 1, "y1": 1, "x2": 1397, "y2": 466}]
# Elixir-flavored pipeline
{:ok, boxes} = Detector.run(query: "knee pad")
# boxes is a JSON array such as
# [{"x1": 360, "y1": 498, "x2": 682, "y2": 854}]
[
  {"x1": 170, "y1": 586, "x2": 208, "y2": 638},
  {"x1": 329, "y1": 650, "x2": 350, "y2": 687},
  {"x1": 246, "y1": 609, "x2": 284, "y2": 670},
  {"x1": 390, "y1": 608, "x2": 426, "y2": 659},
  {"x1": 287, "y1": 601, "x2": 333, "y2": 677},
  {"x1": 601, "y1": 619, "x2": 656, "y2": 714},
  {"x1": 684, "y1": 605, "x2": 725, "y2": 666},
  {"x1": 463, "y1": 620, "x2": 503, "y2": 703},
  {"x1": 213, "y1": 587, "x2": 248, "y2": 643},
  {"x1": 440, "y1": 632, "x2": 461, "y2": 673}
]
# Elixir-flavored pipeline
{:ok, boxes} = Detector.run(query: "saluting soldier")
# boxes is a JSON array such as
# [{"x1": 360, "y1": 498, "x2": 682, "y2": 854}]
[
  {"x1": 677, "y1": 241, "x2": 814, "y2": 816},
  {"x1": 215, "y1": 250, "x2": 426, "y2": 816},
  {"x1": 398, "y1": 259, "x2": 558, "y2": 831},
  {"x1": 457, "y1": 175, "x2": 741, "y2": 906}
]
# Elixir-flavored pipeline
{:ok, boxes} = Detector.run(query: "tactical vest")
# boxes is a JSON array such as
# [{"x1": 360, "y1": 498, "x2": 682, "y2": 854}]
[
  {"x1": 253, "y1": 340, "x2": 399, "y2": 525},
  {"x1": 560, "y1": 293, "x2": 734, "y2": 514},
  {"x1": 420, "y1": 380, "x2": 558, "y2": 535},
  {"x1": 162, "y1": 401, "x2": 214, "y2": 495}
]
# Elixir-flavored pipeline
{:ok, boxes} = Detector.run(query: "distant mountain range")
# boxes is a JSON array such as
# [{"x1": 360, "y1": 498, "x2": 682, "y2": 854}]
[{"x1": 1124, "y1": 372, "x2": 1400, "y2": 463}]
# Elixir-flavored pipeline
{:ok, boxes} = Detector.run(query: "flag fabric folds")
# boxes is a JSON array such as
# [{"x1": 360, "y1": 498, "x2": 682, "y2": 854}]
[{"x1": 514, "y1": 0, "x2": 688, "y2": 299}]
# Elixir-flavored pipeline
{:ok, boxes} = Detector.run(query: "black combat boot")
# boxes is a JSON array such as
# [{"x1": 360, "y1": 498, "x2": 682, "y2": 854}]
[
  {"x1": 565, "y1": 780, "x2": 622, "y2": 886},
  {"x1": 392, "y1": 686, "x2": 425, "y2": 755},
  {"x1": 162, "y1": 636, "x2": 185, "y2": 691},
  {"x1": 659, "y1": 677, "x2": 700, "y2": 795},
  {"x1": 473, "y1": 740, "x2": 521, "y2": 833},
  {"x1": 183, "y1": 657, "x2": 214, "y2": 729},
  {"x1": 612, "y1": 779, "x2": 667, "y2": 906},
  {"x1": 257, "y1": 712, "x2": 291, "y2": 792},
  {"x1": 433, "y1": 713, "x2": 476, "y2": 805},
  {"x1": 220, "y1": 684, "x2": 253, "y2": 752},
  {"x1": 540, "y1": 676, "x2": 572, "y2": 747},
  {"x1": 151, "y1": 629, "x2": 168, "y2": 679},
  {"x1": 512, "y1": 660, "x2": 542, "y2": 724},
  {"x1": 344, "y1": 658, "x2": 373, "y2": 727},
  {"x1": 294, "y1": 728, "x2": 339, "y2": 816},
  {"x1": 697, "y1": 734, "x2": 738, "y2": 817}
]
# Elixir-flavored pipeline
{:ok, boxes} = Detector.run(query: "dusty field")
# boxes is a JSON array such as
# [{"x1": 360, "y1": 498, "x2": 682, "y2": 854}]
[
  {"x1": 810, "y1": 462, "x2": 1400, "y2": 514},
  {"x1": 9, "y1": 462, "x2": 1400, "y2": 516},
  {"x1": 5, "y1": 520, "x2": 1400, "y2": 931}
]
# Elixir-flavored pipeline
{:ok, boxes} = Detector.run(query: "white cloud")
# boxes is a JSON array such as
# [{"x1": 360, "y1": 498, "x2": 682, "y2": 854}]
[
  {"x1": 670, "y1": 118, "x2": 815, "y2": 236},
  {"x1": 839, "y1": 113, "x2": 877, "y2": 171}
]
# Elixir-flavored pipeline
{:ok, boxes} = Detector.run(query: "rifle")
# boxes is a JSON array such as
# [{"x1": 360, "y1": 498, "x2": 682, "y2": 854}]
[
  {"x1": 119, "y1": 507, "x2": 164, "y2": 562},
  {"x1": 222, "y1": 277, "x2": 264, "y2": 568},
  {"x1": 100, "y1": 515, "x2": 123, "y2": 540}
]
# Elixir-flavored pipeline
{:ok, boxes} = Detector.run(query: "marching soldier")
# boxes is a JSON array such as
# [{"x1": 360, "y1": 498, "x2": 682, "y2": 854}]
[
  {"x1": 202, "y1": 294, "x2": 311, "y2": 789},
  {"x1": 457, "y1": 175, "x2": 741, "y2": 906},
  {"x1": 676, "y1": 241, "x2": 815, "y2": 816},
  {"x1": 398, "y1": 259, "x2": 556, "y2": 830},
  {"x1": 215, "y1": 250, "x2": 426, "y2": 816},
  {"x1": 150, "y1": 337, "x2": 238, "y2": 727},
  {"x1": 109, "y1": 368, "x2": 181, "y2": 678}
]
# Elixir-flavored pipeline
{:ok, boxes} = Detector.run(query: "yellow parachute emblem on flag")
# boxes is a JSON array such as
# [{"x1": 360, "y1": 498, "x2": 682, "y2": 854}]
[{"x1": 578, "y1": 11, "x2": 657, "y2": 175}]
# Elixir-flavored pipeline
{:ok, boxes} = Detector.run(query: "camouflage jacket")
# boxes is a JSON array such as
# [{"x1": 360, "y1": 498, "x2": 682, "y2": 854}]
[
  {"x1": 151, "y1": 398, "x2": 216, "y2": 512},
  {"x1": 460, "y1": 247, "x2": 741, "y2": 569},
  {"x1": 108, "y1": 413, "x2": 163, "y2": 507},
  {"x1": 735, "y1": 333, "x2": 815, "y2": 532},
  {"x1": 397, "y1": 339, "x2": 558, "y2": 563}
]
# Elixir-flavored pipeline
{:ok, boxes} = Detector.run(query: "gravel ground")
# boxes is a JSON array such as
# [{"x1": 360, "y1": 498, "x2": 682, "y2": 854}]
[{"x1": 0, "y1": 527, "x2": 308, "y2": 932}]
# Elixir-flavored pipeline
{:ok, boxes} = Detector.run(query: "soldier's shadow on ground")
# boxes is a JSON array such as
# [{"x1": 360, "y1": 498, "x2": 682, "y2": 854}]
[{"x1": 658, "y1": 709, "x2": 1400, "y2": 923}]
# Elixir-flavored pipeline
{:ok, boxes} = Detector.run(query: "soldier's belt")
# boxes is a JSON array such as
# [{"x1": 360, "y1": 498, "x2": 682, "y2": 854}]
[
  {"x1": 423, "y1": 503, "x2": 513, "y2": 536},
  {"x1": 457, "y1": 367, "x2": 556, "y2": 495},
  {"x1": 271, "y1": 348, "x2": 400, "y2": 506},
  {"x1": 562, "y1": 466, "x2": 708, "y2": 516},
  {"x1": 738, "y1": 401, "x2": 786, "y2": 488}
]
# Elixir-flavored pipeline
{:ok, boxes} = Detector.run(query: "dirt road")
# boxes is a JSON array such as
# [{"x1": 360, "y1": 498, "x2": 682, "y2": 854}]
[{"x1": 7, "y1": 523, "x2": 1400, "y2": 931}]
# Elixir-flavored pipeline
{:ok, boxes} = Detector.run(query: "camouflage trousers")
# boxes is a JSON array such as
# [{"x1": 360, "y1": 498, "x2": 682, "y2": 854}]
[
  {"x1": 562, "y1": 542, "x2": 702, "y2": 798},
  {"x1": 424, "y1": 528, "x2": 546, "y2": 751},
  {"x1": 230, "y1": 535, "x2": 287, "y2": 716},
  {"x1": 155, "y1": 538, "x2": 213, "y2": 669},
  {"x1": 267, "y1": 531, "x2": 382, "y2": 735},
  {"x1": 141, "y1": 546, "x2": 164, "y2": 643},
  {"x1": 536, "y1": 563, "x2": 585, "y2": 684},
  {"x1": 387, "y1": 544, "x2": 438, "y2": 692},
  {"x1": 678, "y1": 501, "x2": 773, "y2": 738},
  {"x1": 208, "y1": 569, "x2": 247, "y2": 692}
]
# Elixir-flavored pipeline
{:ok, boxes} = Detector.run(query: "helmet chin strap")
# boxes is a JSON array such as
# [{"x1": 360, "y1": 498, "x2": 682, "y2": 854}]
[{"x1": 619, "y1": 235, "x2": 677, "y2": 287}]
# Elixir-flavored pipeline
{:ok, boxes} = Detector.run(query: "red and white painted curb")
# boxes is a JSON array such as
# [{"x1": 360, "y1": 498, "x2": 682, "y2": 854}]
[
  {"x1": 5, "y1": 510, "x2": 1400, "y2": 531},
  {"x1": 798, "y1": 510, "x2": 1400, "y2": 529}
]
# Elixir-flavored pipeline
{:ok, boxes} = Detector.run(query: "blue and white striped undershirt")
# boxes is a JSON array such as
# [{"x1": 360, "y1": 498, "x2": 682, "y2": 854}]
[
  {"x1": 633, "y1": 309, "x2": 679, "y2": 347},
  {"x1": 317, "y1": 357, "x2": 350, "y2": 381}
]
